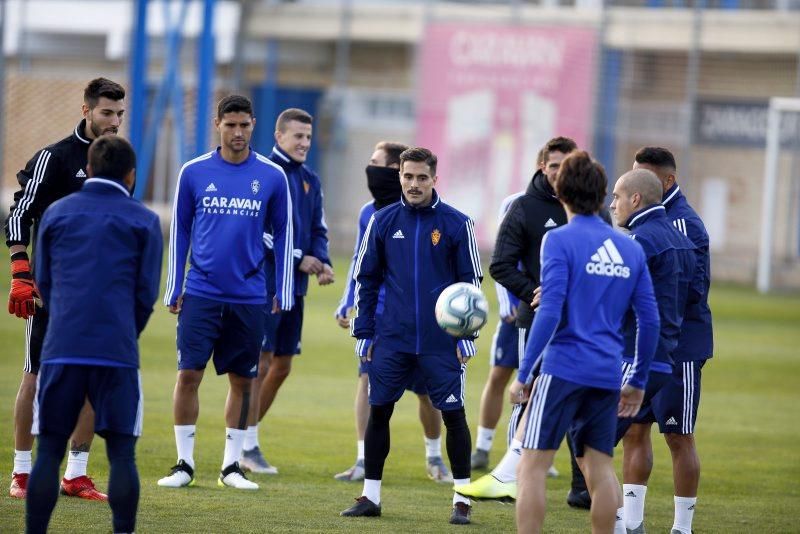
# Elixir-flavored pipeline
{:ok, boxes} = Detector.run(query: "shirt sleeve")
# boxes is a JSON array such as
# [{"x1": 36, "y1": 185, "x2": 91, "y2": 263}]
[
  {"x1": 5, "y1": 149, "x2": 58, "y2": 248},
  {"x1": 517, "y1": 232, "x2": 566, "y2": 384},
  {"x1": 454, "y1": 218, "x2": 485, "y2": 356},
  {"x1": 351, "y1": 215, "x2": 383, "y2": 352},
  {"x1": 269, "y1": 168, "x2": 295, "y2": 311},
  {"x1": 136, "y1": 215, "x2": 164, "y2": 336},
  {"x1": 625, "y1": 253, "x2": 660, "y2": 390},
  {"x1": 33, "y1": 211, "x2": 54, "y2": 307},
  {"x1": 336, "y1": 205, "x2": 369, "y2": 318},
  {"x1": 310, "y1": 179, "x2": 332, "y2": 266},
  {"x1": 489, "y1": 201, "x2": 537, "y2": 303},
  {"x1": 163, "y1": 164, "x2": 195, "y2": 306}
]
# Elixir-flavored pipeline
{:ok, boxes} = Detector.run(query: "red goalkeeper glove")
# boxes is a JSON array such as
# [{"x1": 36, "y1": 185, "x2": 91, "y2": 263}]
[{"x1": 8, "y1": 251, "x2": 40, "y2": 319}]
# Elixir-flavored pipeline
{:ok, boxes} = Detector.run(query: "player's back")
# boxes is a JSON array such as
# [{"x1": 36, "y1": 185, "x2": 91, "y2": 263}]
[{"x1": 540, "y1": 214, "x2": 654, "y2": 390}]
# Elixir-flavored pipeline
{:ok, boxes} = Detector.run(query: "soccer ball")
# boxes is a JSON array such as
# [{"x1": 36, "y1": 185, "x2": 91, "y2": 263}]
[{"x1": 435, "y1": 282, "x2": 489, "y2": 337}]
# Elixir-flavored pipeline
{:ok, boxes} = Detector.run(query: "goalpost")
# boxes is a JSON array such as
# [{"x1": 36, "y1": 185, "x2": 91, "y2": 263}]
[{"x1": 757, "y1": 97, "x2": 800, "y2": 294}]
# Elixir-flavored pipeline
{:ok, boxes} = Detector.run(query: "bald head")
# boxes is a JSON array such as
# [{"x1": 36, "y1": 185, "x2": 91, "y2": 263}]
[{"x1": 610, "y1": 169, "x2": 663, "y2": 227}]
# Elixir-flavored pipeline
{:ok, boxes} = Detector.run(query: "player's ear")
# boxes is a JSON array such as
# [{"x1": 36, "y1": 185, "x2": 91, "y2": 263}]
[{"x1": 213, "y1": 117, "x2": 220, "y2": 129}]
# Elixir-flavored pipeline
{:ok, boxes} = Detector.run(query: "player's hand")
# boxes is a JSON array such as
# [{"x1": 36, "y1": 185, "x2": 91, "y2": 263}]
[
  {"x1": 8, "y1": 252, "x2": 40, "y2": 319},
  {"x1": 299, "y1": 255, "x2": 323, "y2": 275},
  {"x1": 457, "y1": 346, "x2": 471, "y2": 365},
  {"x1": 317, "y1": 264, "x2": 335, "y2": 286},
  {"x1": 618, "y1": 383, "x2": 645, "y2": 418},
  {"x1": 530, "y1": 286, "x2": 542, "y2": 309},
  {"x1": 502, "y1": 308, "x2": 517, "y2": 324},
  {"x1": 336, "y1": 308, "x2": 351, "y2": 329},
  {"x1": 361, "y1": 344, "x2": 373, "y2": 363},
  {"x1": 271, "y1": 296, "x2": 281, "y2": 315},
  {"x1": 169, "y1": 295, "x2": 184, "y2": 314},
  {"x1": 509, "y1": 380, "x2": 531, "y2": 404}
]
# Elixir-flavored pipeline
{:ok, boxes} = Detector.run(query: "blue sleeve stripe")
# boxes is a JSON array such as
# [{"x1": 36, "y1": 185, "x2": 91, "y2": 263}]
[
  {"x1": 279, "y1": 167, "x2": 295, "y2": 309},
  {"x1": 350, "y1": 214, "x2": 376, "y2": 337},
  {"x1": 9, "y1": 149, "x2": 51, "y2": 242},
  {"x1": 465, "y1": 218, "x2": 483, "y2": 286},
  {"x1": 163, "y1": 153, "x2": 211, "y2": 305},
  {"x1": 495, "y1": 281, "x2": 512, "y2": 317}
]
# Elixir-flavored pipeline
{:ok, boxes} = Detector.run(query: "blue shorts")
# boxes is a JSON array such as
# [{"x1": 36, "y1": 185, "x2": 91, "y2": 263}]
[
  {"x1": 358, "y1": 360, "x2": 428, "y2": 395},
  {"x1": 490, "y1": 321, "x2": 522, "y2": 369},
  {"x1": 262, "y1": 296, "x2": 304, "y2": 356},
  {"x1": 615, "y1": 364, "x2": 672, "y2": 443},
  {"x1": 522, "y1": 373, "x2": 619, "y2": 457},
  {"x1": 34, "y1": 363, "x2": 142, "y2": 438},
  {"x1": 366, "y1": 345, "x2": 465, "y2": 411},
  {"x1": 177, "y1": 294, "x2": 264, "y2": 378},
  {"x1": 650, "y1": 360, "x2": 704, "y2": 434}
]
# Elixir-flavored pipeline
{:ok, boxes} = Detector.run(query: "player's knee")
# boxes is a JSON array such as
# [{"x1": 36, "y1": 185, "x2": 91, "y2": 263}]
[
  {"x1": 177, "y1": 370, "x2": 203, "y2": 390},
  {"x1": 665, "y1": 432, "x2": 694, "y2": 452},
  {"x1": 18, "y1": 373, "x2": 37, "y2": 399},
  {"x1": 105, "y1": 434, "x2": 137, "y2": 463},
  {"x1": 441, "y1": 407, "x2": 468, "y2": 431},
  {"x1": 488, "y1": 367, "x2": 512, "y2": 389},
  {"x1": 368, "y1": 403, "x2": 395, "y2": 426},
  {"x1": 269, "y1": 356, "x2": 292, "y2": 379}
]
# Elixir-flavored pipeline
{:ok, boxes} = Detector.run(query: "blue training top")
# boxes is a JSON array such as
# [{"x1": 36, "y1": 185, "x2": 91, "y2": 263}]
[
  {"x1": 164, "y1": 148, "x2": 294, "y2": 309},
  {"x1": 36, "y1": 178, "x2": 163, "y2": 368},
  {"x1": 518, "y1": 213, "x2": 660, "y2": 391}
]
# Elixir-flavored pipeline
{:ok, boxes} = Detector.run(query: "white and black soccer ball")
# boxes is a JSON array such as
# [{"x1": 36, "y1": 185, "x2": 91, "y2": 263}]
[{"x1": 435, "y1": 282, "x2": 489, "y2": 337}]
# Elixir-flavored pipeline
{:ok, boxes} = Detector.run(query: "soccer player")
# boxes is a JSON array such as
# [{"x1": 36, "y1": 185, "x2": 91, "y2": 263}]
[
  {"x1": 340, "y1": 147, "x2": 482, "y2": 525},
  {"x1": 158, "y1": 95, "x2": 294, "y2": 490},
  {"x1": 461, "y1": 137, "x2": 590, "y2": 506},
  {"x1": 334, "y1": 141, "x2": 452, "y2": 484},
  {"x1": 610, "y1": 168, "x2": 699, "y2": 533},
  {"x1": 623, "y1": 147, "x2": 714, "y2": 534},
  {"x1": 511, "y1": 150, "x2": 660, "y2": 534},
  {"x1": 241, "y1": 108, "x2": 333, "y2": 474},
  {"x1": 5, "y1": 77, "x2": 126, "y2": 501},
  {"x1": 25, "y1": 136, "x2": 162, "y2": 534}
]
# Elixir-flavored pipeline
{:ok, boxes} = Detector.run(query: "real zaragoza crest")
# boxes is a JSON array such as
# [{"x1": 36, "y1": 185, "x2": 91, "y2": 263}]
[
  {"x1": 431, "y1": 228, "x2": 441, "y2": 246},
  {"x1": 251, "y1": 179, "x2": 260, "y2": 195}
]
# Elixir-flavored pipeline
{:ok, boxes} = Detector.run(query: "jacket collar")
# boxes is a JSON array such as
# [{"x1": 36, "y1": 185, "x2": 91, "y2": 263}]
[
  {"x1": 271, "y1": 144, "x2": 302, "y2": 170},
  {"x1": 73, "y1": 119, "x2": 91, "y2": 145},
  {"x1": 82, "y1": 177, "x2": 131, "y2": 197},
  {"x1": 400, "y1": 189, "x2": 441, "y2": 211},
  {"x1": 661, "y1": 183, "x2": 682, "y2": 209},
  {"x1": 526, "y1": 170, "x2": 558, "y2": 201},
  {"x1": 625, "y1": 204, "x2": 666, "y2": 230}
]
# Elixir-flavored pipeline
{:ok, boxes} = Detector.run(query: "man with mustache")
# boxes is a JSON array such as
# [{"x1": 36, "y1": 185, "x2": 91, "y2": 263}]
[
  {"x1": 334, "y1": 141, "x2": 452, "y2": 484},
  {"x1": 5, "y1": 77, "x2": 126, "y2": 501}
]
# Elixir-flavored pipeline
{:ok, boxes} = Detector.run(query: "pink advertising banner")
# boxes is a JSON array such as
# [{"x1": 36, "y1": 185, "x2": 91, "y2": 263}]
[{"x1": 416, "y1": 23, "x2": 598, "y2": 246}]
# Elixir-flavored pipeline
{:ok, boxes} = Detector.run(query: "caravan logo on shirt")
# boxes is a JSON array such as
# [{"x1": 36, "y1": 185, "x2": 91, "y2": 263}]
[
  {"x1": 201, "y1": 195, "x2": 262, "y2": 217},
  {"x1": 585, "y1": 239, "x2": 630, "y2": 278}
]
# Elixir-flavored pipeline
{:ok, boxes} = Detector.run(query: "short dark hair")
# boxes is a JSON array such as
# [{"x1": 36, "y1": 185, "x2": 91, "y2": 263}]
[
  {"x1": 375, "y1": 141, "x2": 409, "y2": 167},
  {"x1": 84, "y1": 78, "x2": 125, "y2": 109},
  {"x1": 217, "y1": 95, "x2": 253, "y2": 119},
  {"x1": 635, "y1": 146, "x2": 677, "y2": 171},
  {"x1": 555, "y1": 150, "x2": 607, "y2": 215},
  {"x1": 544, "y1": 136, "x2": 578, "y2": 163},
  {"x1": 88, "y1": 136, "x2": 136, "y2": 181},
  {"x1": 276, "y1": 108, "x2": 313, "y2": 132},
  {"x1": 536, "y1": 146, "x2": 547, "y2": 166},
  {"x1": 399, "y1": 147, "x2": 438, "y2": 176}
]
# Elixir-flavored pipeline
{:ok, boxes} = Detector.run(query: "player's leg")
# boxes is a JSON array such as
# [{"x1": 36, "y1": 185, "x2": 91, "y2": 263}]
[
  {"x1": 26, "y1": 364, "x2": 87, "y2": 533},
  {"x1": 665, "y1": 433, "x2": 700, "y2": 534},
  {"x1": 410, "y1": 368, "x2": 452, "y2": 484},
  {"x1": 621, "y1": 423, "x2": 653, "y2": 533},
  {"x1": 258, "y1": 296, "x2": 303, "y2": 419},
  {"x1": 472, "y1": 321, "x2": 516, "y2": 469},
  {"x1": 11, "y1": 313, "x2": 44, "y2": 498},
  {"x1": 341, "y1": 348, "x2": 410, "y2": 517},
  {"x1": 61, "y1": 400, "x2": 106, "y2": 500},
  {"x1": 335, "y1": 369, "x2": 369, "y2": 481},
  {"x1": 516, "y1": 448, "x2": 557, "y2": 534},
  {"x1": 580, "y1": 446, "x2": 622, "y2": 534},
  {"x1": 159, "y1": 295, "x2": 219, "y2": 487},
  {"x1": 105, "y1": 433, "x2": 139, "y2": 534},
  {"x1": 216, "y1": 302, "x2": 263, "y2": 490}
]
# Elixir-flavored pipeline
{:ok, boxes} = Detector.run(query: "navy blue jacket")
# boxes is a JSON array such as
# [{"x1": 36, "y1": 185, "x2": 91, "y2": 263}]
[
  {"x1": 621, "y1": 204, "x2": 698, "y2": 374},
  {"x1": 352, "y1": 191, "x2": 483, "y2": 358},
  {"x1": 662, "y1": 185, "x2": 713, "y2": 362},
  {"x1": 264, "y1": 145, "x2": 331, "y2": 297},
  {"x1": 35, "y1": 178, "x2": 163, "y2": 368}
]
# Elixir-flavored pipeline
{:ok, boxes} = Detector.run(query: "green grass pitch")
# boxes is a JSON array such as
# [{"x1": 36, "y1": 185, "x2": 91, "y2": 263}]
[{"x1": 0, "y1": 260, "x2": 798, "y2": 532}]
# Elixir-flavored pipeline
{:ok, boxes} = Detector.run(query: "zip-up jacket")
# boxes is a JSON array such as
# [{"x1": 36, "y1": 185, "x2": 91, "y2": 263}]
[
  {"x1": 263, "y1": 145, "x2": 331, "y2": 297},
  {"x1": 489, "y1": 171, "x2": 565, "y2": 329},
  {"x1": 518, "y1": 214, "x2": 660, "y2": 391},
  {"x1": 5, "y1": 120, "x2": 94, "y2": 249},
  {"x1": 352, "y1": 191, "x2": 483, "y2": 358},
  {"x1": 36, "y1": 178, "x2": 162, "y2": 368},
  {"x1": 621, "y1": 204, "x2": 698, "y2": 375},
  {"x1": 662, "y1": 184, "x2": 714, "y2": 362},
  {"x1": 164, "y1": 148, "x2": 294, "y2": 308}
]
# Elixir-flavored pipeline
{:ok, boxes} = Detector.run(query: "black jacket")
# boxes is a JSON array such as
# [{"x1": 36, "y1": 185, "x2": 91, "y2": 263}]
[
  {"x1": 490, "y1": 171, "x2": 566, "y2": 329},
  {"x1": 5, "y1": 121, "x2": 93, "y2": 248}
]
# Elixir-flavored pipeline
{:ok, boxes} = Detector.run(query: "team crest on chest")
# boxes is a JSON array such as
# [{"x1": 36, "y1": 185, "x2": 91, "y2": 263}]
[
  {"x1": 431, "y1": 228, "x2": 441, "y2": 246},
  {"x1": 303, "y1": 180, "x2": 310, "y2": 194},
  {"x1": 251, "y1": 179, "x2": 260, "y2": 195}
]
